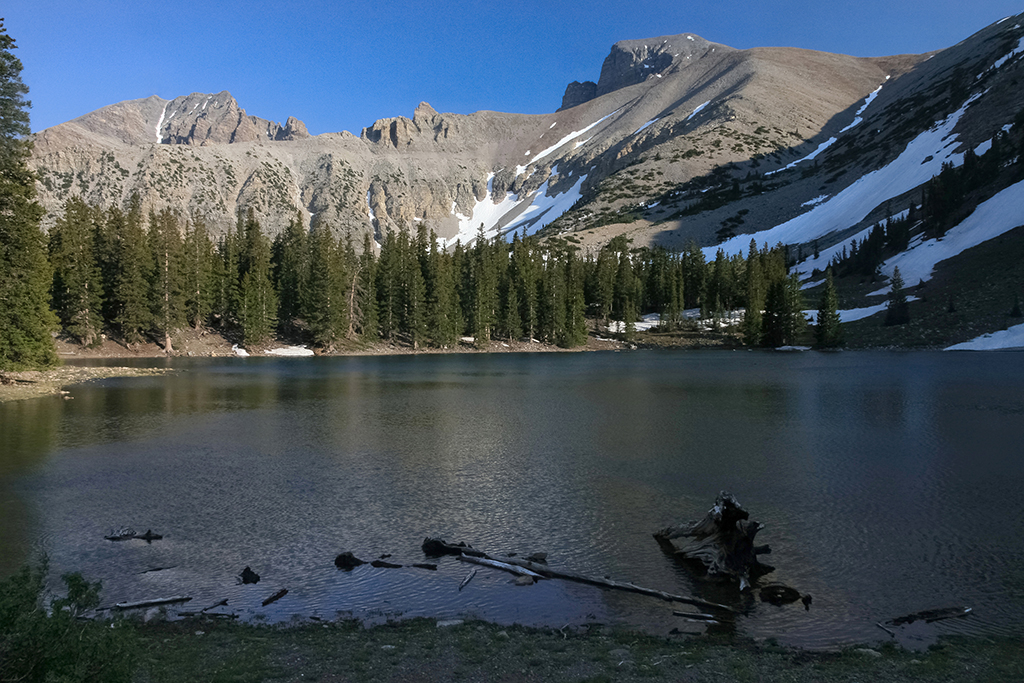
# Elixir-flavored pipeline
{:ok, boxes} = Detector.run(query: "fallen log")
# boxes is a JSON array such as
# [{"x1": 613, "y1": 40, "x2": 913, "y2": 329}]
[
  {"x1": 654, "y1": 491, "x2": 773, "y2": 590},
  {"x1": 458, "y1": 569, "x2": 477, "y2": 591},
  {"x1": 885, "y1": 606, "x2": 972, "y2": 626},
  {"x1": 262, "y1": 589, "x2": 288, "y2": 606},
  {"x1": 497, "y1": 557, "x2": 735, "y2": 613},
  {"x1": 371, "y1": 560, "x2": 403, "y2": 569},
  {"x1": 457, "y1": 555, "x2": 546, "y2": 579},
  {"x1": 115, "y1": 596, "x2": 191, "y2": 610}
]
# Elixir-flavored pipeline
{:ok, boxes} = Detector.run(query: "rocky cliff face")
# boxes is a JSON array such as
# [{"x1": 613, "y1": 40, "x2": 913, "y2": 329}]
[{"x1": 27, "y1": 17, "x2": 1023, "y2": 262}]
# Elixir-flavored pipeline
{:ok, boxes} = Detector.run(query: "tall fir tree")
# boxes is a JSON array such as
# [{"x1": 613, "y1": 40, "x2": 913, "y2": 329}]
[
  {"x1": 148, "y1": 208, "x2": 185, "y2": 353},
  {"x1": 49, "y1": 197, "x2": 104, "y2": 345},
  {"x1": 105, "y1": 199, "x2": 151, "y2": 346},
  {"x1": 237, "y1": 209, "x2": 278, "y2": 347},
  {"x1": 181, "y1": 215, "x2": 215, "y2": 330},
  {"x1": 273, "y1": 213, "x2": 308, "y2": 336},
  {"x1": 426, "y1": 235, "x2": 461, "y2": 347},
  {"x1": 742, "y1": 240, "x2": 765, "y2": 346},
  {"x1": 814, "y1": 267, "x2": 843, "y2": 348},
  {"x1": 884, "y1": 266, "x2": 910, "y2": 326},
  {"x1": 304, "y1": 223, "x2": 347, "y2": 350},
  {"x1": 357, "y1": 233, "x2": 378, "y2": 339},
  {"x1": 0, "y1": 21, "x2": 59, "y2": 369}
]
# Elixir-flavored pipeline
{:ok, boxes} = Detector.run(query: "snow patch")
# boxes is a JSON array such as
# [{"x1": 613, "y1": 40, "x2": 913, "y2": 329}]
[
  {"x1": 634, "y1": 118, "x2": 659, "y2": 135},
  {"x1": 946, "y1": 323, "x2": 1024, "y2": 350},
  {"x1": 366, "y1": 191, "x2": 376, "y2": 222},
  {"x1": 711, "y1": 92, "x2": 985, "y2": 261},
  {"x1": 765, "y1": 137, "x2": 836, "y2": 176},
  {"x1": 502, "y1": 174, "x2": 588, "y2": 239},
  {"x1": 155, "y1": 101, "x2": 168, "y2": 143},
  {"x1": 978, "y1": 36, "x2": 1024, "y2": 78},
  {"x1": 267, "y1": 346, "x2": 315, "y2": 357},
  {"x1": 801, "y1": 195, "x2": 829, "y2": 207},
  {"x1": 880, "y1": 178, "x2": 1024, "y2": 285},
  {"x1": 839, "y1": 84, "x2": 884, "y2": 133},
  {"x1": 231, "y1": 344, "x2": 249, "y2": 357},
  {"x1": 527, "y1": 111, "x2": 617, "y2": 165},
  {"x1": 686, "y1": 101, "x2": 710, "y2": 121}
]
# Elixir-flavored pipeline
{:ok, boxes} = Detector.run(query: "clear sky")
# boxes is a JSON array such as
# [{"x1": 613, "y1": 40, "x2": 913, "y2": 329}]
[{"x1": 5, "y1": 1, "x2": 1022, "y2": 136}]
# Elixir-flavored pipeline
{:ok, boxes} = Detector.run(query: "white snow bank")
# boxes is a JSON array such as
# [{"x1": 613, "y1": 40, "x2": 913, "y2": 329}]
[
  {"x1": 446, "y1": 173, "x2": 521, "y2": 247},
  {"x1": 267, "y1": 346, "x2": 315, "y2": 357},
  {"x1": 765, "y1": 137, "x2": 836, "y2": 176},
  {"x1": 946, "y1": 323, "x2": 1024, "y2": 350},
  {"x1": 686, "y1": 101, "x2": 710, "y2": 121},
  {"x1": 978, "y1": 36, "x2": 1024, "y2": 79},
  {"x1": 880, "y1": 178, "x2": 1024, "y2": 284},
  {"x1": 709, "y1": 92, "x2": 984, "y2": 261},
  {"x1": 633, "y1": 118, "x2": 659, "y2": 135},
  {"x1": 527, "y1": 111, "x2": 617, "y2": 166},
  {"x1": 503, "y1": 174, "x2": 588, "y2": 239},
  {"x1": 231, "y1": 344, "x2": 249, "y2": 357},
  {"x1": 839, "y1": 83, "x2": 884, "y2": 133}
]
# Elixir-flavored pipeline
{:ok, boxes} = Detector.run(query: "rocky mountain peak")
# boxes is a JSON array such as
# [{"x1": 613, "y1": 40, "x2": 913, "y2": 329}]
[
  {"x1": 157, "y1": 91, "x2": 309, "y2": 145},
  {"x1": 558, "y1": 33, "x2": 728, "y2": 110}
]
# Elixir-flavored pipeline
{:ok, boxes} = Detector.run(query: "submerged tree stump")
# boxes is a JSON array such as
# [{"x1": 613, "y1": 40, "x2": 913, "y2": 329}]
[{"x1": 654, "y1": 491, "x2": 773, "y2": 590}]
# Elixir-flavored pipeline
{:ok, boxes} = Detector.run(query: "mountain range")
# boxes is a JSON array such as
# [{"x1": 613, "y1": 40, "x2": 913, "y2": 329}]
[{"x1": 28, "y1": 12, "x2": 1024, "y2": 346}]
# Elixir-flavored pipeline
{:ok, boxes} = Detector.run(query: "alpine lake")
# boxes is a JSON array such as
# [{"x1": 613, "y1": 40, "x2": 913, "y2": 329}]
[{"x1": 2, "y1": 349, "x2": 1023, "y2": 650}]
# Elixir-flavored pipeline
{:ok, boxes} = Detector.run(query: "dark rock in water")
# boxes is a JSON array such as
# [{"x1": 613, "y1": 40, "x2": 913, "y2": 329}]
[
  {"x1": 526, "y1": 552, "x2": 548, "y2": 564},
  {"x1": 239, "y1": 566, "x2": 260, "y2": 584},
  {"x1": 514, "y1": 575, "x2": 535, "y2": 586},
  {"x1": 421, "y1": 537, "x2": 486, "y2": 557},
  {"x1": 137, "y1": 529, "x2": 163, "y2": 542},
  {"x1": 371, "y1": 560, "x2": 402, "y2": 569},
  {"x1": 334, "y1": 551, "x2": 367, "y2": 570},
  {"x1": 412, "y1": 563, "x2": 438, "y2": 571},
  {"x1": 759, "y1": 583, "x2": 812, "y2": 609},
  {"x1": 379, "y1": 553, "x2": 392, "y2": 559}
]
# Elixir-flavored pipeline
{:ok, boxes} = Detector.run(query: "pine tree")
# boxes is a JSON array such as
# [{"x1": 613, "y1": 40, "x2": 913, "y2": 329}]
[
  {"x1": 49, "y1": 197, "x2": 104, "y2": 345},
  {"x1": 148, "y1": 208, "x2": 185, "y2": 353},
  {"x1": 273, "y1": 213, "x2": 308, "y2": 336},
  {"x1": 562, "y1": 247, "x2": 588, "y2": 347},
  {"x1": 884, "y1": 266, "x2": 910, "y2": 326},
  {"x1": 304, "y1": 223, "x2": 347, "y2": 350},
  {"x1": 814, "y1": 268, "x2": 843, "y2": 348},
  {"x1": 181, "y1": 215, "x2": 215, "y2": 330},
  {"x1": 426, "y1": 236, "x2": 460, "y2": 347},
  {"x1": 105, "y1": 199, "x2": 151, "y2": 346},
  {"x1": 742, "y1": 240, "x2": 764, "y2": 346},
  {"x1": 358, "y1": 233, "x2": 378, "y2": 339},
  {"x1": 0, "y1": 21, "x2": 59, "y2": 369},
  {"x1": 763, "y1": 273, "x2": 806, "y2": 347},
  {"x1": 237, "y1": 209, "x2": 277, "y2": 347}
]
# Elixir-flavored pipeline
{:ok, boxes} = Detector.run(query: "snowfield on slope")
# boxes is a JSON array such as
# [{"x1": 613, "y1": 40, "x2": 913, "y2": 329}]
[
  {"x1": 946, "y1": 323, "x2": 1024, "y2": 351},
  {"x1": 879, "y1": 178, "x2": 1024, "y2": 286},
  {"x1": 708, "y1": 92, "x2": 984, "y2": 261}
]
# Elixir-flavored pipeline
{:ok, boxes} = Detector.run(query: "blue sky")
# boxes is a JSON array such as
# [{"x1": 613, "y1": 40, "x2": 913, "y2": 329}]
[{"x1": 6, "y1": 1, "x2": 1022, "y2": 136}]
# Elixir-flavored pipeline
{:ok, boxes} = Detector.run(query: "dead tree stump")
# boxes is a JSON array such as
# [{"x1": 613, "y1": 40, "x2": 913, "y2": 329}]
[{"x1": 654, "y1": 491, "x2": 773, "y2": 590}]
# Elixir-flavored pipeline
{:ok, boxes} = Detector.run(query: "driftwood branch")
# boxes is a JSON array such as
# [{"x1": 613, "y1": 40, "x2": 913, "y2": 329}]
[
  {"x1": 458, "y1": 569, "x2": 477, "y2": 591},
  {"x1": 500, "y1": 556, "x2": 735, "y2": 613},
  {"x1": 115, "y1": 595, "x2": 191, "y2": 610},
  {"x1": 457, "y1": 555, "x2": 546, "y2": 579},
  {"x1": 262, "y1": 589, "x2": 288, "y2": 606}
]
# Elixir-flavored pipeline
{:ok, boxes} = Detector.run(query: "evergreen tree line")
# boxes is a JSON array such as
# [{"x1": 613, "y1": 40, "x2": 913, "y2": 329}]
[{"x1": 44, "y1": 195, "x2": 826, "y2": 351}]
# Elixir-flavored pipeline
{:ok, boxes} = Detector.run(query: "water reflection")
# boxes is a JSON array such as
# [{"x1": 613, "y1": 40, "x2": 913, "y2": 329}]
[{"x1": 2, "y1": 351, "x2": 1023, "y2": 647}]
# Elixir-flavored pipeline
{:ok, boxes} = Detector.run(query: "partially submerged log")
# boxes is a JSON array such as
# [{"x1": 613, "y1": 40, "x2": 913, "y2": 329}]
[
  {"x1": 104, "y1": 528, "x2": 163, "y2": 542},
  {"x1": 654, "y1": 492, "x2": 773, "y2": 590},
  {"x1": 371, "y1": 559, "x2": 403, "y2": 569},
  {"x1": 115, "y1": 595, "x2": 191, "y2": 610},
  {"x1": 499, "y1": 557, "x2": 735, "y2": 613},
  {"x1": 262, "y1": 589, "x2": 288, "y2": 606},
  {"x1": 885, "y1": 606, "x2": 972, "y2": 626},
  {"x1": 458, "y1": 555, "x2": 546, "y2": 580}
]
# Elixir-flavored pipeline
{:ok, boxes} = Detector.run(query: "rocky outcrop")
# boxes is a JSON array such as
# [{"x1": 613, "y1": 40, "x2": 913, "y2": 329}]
[
  {"x1": 559, "y1": 81, "x2": 597, "y2": 110},
  {"x1": 595, "y1": 34, "x2": 724, "y2": 97}
]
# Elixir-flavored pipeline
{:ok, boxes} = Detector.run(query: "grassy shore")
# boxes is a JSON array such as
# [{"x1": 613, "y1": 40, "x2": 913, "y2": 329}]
[{"x1": 127, "y1": 616, "x2": 1022, "y2": 682}]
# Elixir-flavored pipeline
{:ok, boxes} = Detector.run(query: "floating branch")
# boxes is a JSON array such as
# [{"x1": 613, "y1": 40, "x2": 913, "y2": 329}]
[{"x1": 115, "y1": 595, "x2": 191, "y2": 610}]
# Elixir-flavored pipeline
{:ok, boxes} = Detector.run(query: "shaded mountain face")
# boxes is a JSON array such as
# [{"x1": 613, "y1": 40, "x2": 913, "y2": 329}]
[{"x1": 27, "y1": 14, "x2": 1023, "y2": 270}]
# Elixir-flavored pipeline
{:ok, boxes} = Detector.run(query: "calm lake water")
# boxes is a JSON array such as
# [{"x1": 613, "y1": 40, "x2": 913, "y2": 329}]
[{"x1": 2, "y1": 350, "x2": 1023, "y2": 648}]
